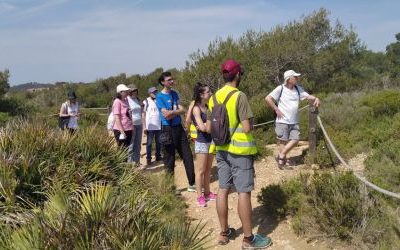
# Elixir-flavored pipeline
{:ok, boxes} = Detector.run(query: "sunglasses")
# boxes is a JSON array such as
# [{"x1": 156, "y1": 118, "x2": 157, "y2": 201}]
[{"x1": 165, "y1": 78, "x2": 174, "y2": 82}]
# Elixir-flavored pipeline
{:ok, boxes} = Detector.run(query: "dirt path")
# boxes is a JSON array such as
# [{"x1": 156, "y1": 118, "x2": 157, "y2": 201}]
[{"x1": 141, "y1": 141, "x2": 334, "y2": 249}]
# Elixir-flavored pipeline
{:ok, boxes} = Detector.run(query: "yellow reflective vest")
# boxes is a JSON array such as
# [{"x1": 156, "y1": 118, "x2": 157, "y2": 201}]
[
  {"x1": 208, "y1": 85, "x2": 257, "y2": 155},
  {"x1": 189, "y1": 123, "x2": 197, "y2": 139}
]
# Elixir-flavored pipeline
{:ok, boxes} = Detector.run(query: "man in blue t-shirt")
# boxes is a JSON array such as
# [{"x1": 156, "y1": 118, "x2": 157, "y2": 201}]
[{"x1": 156, "y1": 72, "x2": 196, "y2": 193}]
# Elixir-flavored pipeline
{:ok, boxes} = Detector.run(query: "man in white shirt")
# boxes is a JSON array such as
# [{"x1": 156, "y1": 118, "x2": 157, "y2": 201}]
[
  {"x1": 143, "y1": 87, "x2": 162, "y2": 165},
  {"x1": 265, "y1": 70, "x2": 320, "y2": 169}
]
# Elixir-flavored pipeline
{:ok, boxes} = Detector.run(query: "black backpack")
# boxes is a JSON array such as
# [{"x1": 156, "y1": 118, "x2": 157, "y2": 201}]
[
  {"x1": 210, "y1": 90, "x2": 238, "y2": 146},
  {"x1": 274, "y1": 84, "x2": 300, "y2": 118}
]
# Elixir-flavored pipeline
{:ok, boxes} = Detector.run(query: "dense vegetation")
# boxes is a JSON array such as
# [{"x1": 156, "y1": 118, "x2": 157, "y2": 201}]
[
  {"x1": 1, "y1": 8, "x2": 400, "y2": 249},
  {"x1": 0, "y1": 120, "x2": 207, "y2": 249},
  {"x1": 258, "y1": 172, "x2": 399, "y2": 249}
]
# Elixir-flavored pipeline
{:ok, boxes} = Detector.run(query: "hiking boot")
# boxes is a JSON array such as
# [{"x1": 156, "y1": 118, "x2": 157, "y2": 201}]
[
  {"x1": 187, "y1": 185, "x2": 196, "y2": 192},
  {"x1": 156, "y1": 157, "x2": 163, "y2": 162},
  {"x1": 218, "y1": 228, "x2": 236, "y2": 245},
  {"x1": 197, "y1": 195, "x2": 207, "y2": 207},
  {"x1": 205, "y1": 192, "x2": 217, "y2": 201},
  {"x1": 146, "y1": 159, "x2": 152, "y2": 166},
  {"x1": 242, "y1": 234, "x2": 272, "y2": 249}
]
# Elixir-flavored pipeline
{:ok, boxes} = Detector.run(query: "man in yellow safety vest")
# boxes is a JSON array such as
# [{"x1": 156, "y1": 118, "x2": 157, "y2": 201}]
[{"x1": 207, "y1": 59, "x2": 272, "y2": 249}]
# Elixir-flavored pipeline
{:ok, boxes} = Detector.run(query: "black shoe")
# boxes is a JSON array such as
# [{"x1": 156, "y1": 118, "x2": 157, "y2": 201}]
[{"x1": 147, "y1": 159, "x2": 152, "y2": 165}]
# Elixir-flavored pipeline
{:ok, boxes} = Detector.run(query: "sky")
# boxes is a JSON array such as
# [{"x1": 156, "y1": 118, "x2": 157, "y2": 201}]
[{"x1": 1, "y1": 0, "x2": 399, "y2": 85}]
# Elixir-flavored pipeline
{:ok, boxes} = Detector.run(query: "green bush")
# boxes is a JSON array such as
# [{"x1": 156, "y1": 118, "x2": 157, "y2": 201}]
[
  {"x1": 365, "y1": 139, "x2": 400, "y2": 194},
  {"x1": 360, "y1": 90, "x2": 400, "y2": 117},
  {"x1": 257, "y1": 174, "x2": 307, "y2": 218},
  {"x1": 0, "y1": 120, "x2": 208, "y2": 249},
  {"x1": 258, "y1": 171, "x2": 399, "y2": 247},
  {"x1": 0, "y1": 112, "x2": 11, "y2": 125}
]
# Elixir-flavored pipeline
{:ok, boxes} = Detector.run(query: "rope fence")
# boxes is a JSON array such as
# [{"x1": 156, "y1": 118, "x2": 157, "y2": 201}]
[
  {"x1": 253, "y1": 105, "x2": 309, "y2": 128},
  {"x1": 29, "y1": 101, "x2": 400, "y2": 199},
  {"x1": 317, "y1": 115, "x2": 400, "y2": 199}
]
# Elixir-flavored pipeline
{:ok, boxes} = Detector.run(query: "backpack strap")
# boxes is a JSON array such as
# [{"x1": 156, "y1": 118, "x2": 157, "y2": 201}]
[
  {"x1": 212, "y1": 90, "x2": 238, "y2": 106},
  {"x1": 276, "y1": 84, "x2": 284, "y2": 104},
  {"x1": 277, "y1": 84, "x2": 300, "y2": 104},
  {"x1": 223, "y1": 90, "x2": 240, "y2": 136},
  {"x1": 294, "y1": 85, "x2": 300, "y2": 101},
  {"x1": 223, "y1": 90, "x2": 239, "y2": 105}
]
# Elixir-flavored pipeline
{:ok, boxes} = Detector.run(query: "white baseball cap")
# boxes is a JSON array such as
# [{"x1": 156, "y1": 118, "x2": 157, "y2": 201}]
[
  {"x1": 284, "y1": 70, "x2": 301, "y2": 83},
  {"x1": 116, "y1": 84, "x2": 131, "y2": 93}
]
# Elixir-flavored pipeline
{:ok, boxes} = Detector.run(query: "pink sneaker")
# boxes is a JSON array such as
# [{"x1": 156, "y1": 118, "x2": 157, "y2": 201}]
[
  {"x1": 197, "y1": 195, "x2": 207, "y2": 207},
  {"x1": 205, "y1": 192, "x2": 217, "y2": 201}
]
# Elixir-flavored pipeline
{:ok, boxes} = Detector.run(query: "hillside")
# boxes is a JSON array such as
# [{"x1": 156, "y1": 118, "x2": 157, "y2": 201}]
[{"x1": 10, "y1": 82, "x2": 54, "y2": 92}]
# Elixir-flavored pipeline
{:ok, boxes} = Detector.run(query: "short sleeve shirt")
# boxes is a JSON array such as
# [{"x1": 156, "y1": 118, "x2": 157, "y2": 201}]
[
  {"x1": 127, "y1": 96, "x2": 142, "y2": 125},
  {"x1": 268, "y1": 84, "x2": 309, "y2": 124},
  {"x1": 112, "y1": 98, "x2": 133, "y2": 131},
  {"x1": 156, "y1": 90, "x2": 182, "y2": 126},
  {"x1": 143, "y1": 97, "x2": 161, "y2": 130}
]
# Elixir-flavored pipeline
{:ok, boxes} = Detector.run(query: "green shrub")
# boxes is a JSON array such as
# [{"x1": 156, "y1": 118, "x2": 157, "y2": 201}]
[
  {"x1": 257, "y1": 174, "x2": 307, "y2": 218},
  {"x1": 360, "y1": 90, "x2": 400, "y2": 117},
  {"x1": 0, "y1": 119, "x2": 208, "y2": 249},
  {"x1": 258, "y1": 171, "x2": 398, "y2": 247},
  {"x1": 365, "y1": 139, "x2": 400, "y2": 194},
  {"x1": 0, "y1": 112, "x2": 11, "y2": 125}
]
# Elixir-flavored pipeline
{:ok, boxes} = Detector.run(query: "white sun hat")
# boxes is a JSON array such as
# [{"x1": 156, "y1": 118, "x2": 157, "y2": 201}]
[
  {"x1": 116, "y1": 84, "x2": 131, "y2": 93},
  {"x1": 284, "y1": 70, "x2": 301, "y2": 83}
]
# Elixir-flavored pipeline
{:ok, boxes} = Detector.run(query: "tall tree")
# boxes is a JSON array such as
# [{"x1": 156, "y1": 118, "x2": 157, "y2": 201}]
[
  {"x1": 386, "y1": 33, "x2": 400, "y2": 77},
  {"x1": 0, "y1": 69, "x2": 10, "y2": 97}
]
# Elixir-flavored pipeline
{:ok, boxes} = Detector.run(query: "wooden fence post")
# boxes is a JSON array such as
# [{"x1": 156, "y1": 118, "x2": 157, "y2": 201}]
[{"x1": 309, "y1": 106, "x2": 318, "y2": 163}]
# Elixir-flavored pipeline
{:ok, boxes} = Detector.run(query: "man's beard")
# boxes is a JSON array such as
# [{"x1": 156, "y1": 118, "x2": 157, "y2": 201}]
[{"x1": 236, "y1": 75, "x2": 241, "y2": 87}]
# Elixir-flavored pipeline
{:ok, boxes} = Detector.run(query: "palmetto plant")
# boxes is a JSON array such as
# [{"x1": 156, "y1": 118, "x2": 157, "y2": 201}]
[{"x1": 0, "y1": 119, "x2": 208, "y2": 249}]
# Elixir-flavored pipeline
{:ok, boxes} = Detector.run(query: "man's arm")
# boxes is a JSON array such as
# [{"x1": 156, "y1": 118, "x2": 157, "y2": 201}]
[
  {"x1": 241, "y1": 118, "x2": 253, "y2": 133},
  {"x1": 306, "y1": 95, "x2": 320, "y2": 107},
  {"x1": 237, "y1": 93, "x2": 255, "y2": 133},
  {"x1": 265, "y1": 95, "x2": 284, "y2": 118},
  {"x1": 161, "y1": 105, "x2": 185, "y2": 120}
]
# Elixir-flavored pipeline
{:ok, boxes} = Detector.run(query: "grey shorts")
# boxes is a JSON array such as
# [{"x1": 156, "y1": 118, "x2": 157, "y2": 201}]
[
  {"x1": 216, "y1": 151, "x2": 254, "y2": 193},
  {"x1": 195, "y1": 141, "x2": 211, "y2": 154},
  {"x1": 275, "y1": 123, "x2": 300, "y2": 141}
]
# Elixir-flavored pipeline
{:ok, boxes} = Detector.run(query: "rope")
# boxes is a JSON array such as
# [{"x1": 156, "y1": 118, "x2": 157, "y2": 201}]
[
  {"x1": 317, "y1": 115, "x2": 400, "y2": 199},
  {"x1": 253, "y1": 105, "x2": 309, "y2": 128},
  {"x1": 80, "y1": 107, "x2": 109, "y2": 110}
]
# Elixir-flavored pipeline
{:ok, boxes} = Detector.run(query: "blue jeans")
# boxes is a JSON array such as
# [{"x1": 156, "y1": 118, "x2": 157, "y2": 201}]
[
  {"x1": 146, "y1": 130, "x2": 161, "y2": 160},
  {"x1": 128, "y1": 125, "x2": 142, "y2": 163}
]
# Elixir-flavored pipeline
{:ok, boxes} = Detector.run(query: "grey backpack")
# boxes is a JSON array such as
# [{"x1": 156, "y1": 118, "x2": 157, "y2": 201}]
[{"x1": 210, "y1": 90, "x2": 238, "y2": 146}]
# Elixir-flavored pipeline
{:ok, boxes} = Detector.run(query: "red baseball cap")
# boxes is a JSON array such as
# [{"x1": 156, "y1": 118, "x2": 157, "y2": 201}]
[{"x1": 221, "y1": 59, "x2": 243, "y2": 77}]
